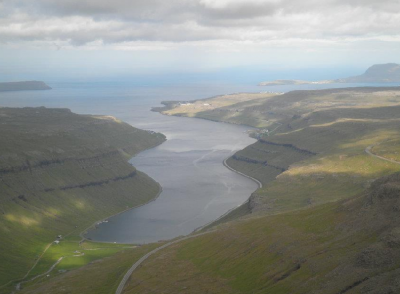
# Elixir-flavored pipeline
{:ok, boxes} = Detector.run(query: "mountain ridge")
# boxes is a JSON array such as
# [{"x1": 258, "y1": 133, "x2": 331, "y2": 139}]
[{"x1": 259, "y1": 63, "x2": 400, "y2": 86}]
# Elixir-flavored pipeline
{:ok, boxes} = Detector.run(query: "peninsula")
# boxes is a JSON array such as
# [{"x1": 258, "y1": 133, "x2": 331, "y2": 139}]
[{"x1": 0, "y1": 81, "x2": 51, "y2": 92}]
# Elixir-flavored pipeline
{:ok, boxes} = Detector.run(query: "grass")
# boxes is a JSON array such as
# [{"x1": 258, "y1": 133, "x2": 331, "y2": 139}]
[
  {"x1": 121, "y1": 197, "x2": 383, "y2": 294},
  {"x1": 118, "y1": 86, "x2": 400, "y2": 293},
  {"x1": 0, "y1": 107, "x2": 166, "y2": 292},
  {"x1": 9, "y1": 86, "x2": 400, "y2": 293},
  {"x1": 122, "y1": 170, "x2": 400, "y2": 293},
  {"x1": 372, "y1": 138, "x2": 400, "y2": 162},
  {"x1": 19, "y1": 243, "x2": 162, "y2": 294},
  {"x1": 160, "y1": 93, "x2": 276, "y2": 121}
]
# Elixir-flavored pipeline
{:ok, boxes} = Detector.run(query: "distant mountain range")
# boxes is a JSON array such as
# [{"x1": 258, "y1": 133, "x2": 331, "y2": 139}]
[
  {"x1": 0, "y1": 81, "x2": 51, "y2": 92},
  {"x1": 260, "y1": 63, "x2": 400, "y2": 86}
]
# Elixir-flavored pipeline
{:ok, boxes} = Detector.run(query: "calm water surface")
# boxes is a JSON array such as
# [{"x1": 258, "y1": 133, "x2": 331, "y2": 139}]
[
  {"x1": 0, "y1": 80, "x2": 395, "y2": 243},
  {"x1": 0, "y1": 81, "x2": 261, "y2": 243}
]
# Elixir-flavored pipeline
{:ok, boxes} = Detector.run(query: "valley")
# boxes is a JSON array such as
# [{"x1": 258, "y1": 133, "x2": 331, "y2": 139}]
[{"x1": 4, "y1": 85, "x2": 400, "y2": 294}]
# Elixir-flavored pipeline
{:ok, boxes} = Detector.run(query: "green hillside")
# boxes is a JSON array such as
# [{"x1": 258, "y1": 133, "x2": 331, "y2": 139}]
[
  {"x1": 14, "y1": 86, "x2": 400, "y2": 294},
  {"x1": 0, "y1": 107, "x2": 165, "y2": 292},
  {"x1": 122, "y1": 171, "x2": 400, "y2": 294},
  {"x1": 158, "y1": 87, "x2": 400, "y2": 216}
]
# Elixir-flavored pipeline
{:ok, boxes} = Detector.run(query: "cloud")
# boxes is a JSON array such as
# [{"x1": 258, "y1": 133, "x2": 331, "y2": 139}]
[{"x1": 1, "y1": 0, "x2": 400, "y2": 50}]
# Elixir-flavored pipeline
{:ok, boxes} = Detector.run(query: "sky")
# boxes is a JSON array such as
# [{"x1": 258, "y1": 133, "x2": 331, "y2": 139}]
[{"x1": 1, "y1": 0, "x2": 400, "y2": 81}]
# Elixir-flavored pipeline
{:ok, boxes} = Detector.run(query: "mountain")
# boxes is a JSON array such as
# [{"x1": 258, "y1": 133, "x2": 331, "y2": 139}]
[
  {"x1": 116, "y1": 86, "x2": 400, "y2": 294},
  {"x1": 0, "y1": 107, "x2": 165, "y2": 292},
  {"x1": 259, "y1": 63, "x2": 400, "y2": 86},
  {"x1": 0, "y1": 81, "x2": 51, "y2": 92},
  {"x1": 24, "y1": 86, "x2": 400, "y2": 294},
  {"x1": 338, "y1": 63, "x2": 400, "y2": 83},
  {"x1": 119, "y1": 171, "x2": 400, "y2": 294}
]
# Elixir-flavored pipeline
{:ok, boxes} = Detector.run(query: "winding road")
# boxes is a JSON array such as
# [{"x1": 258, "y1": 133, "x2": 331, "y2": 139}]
[
  {"x1": 16, "y1": 258, "x2": 63, "y2": 291},
  {"x1": 365, "y1": 145, "x2": 400, "y2": 165},
  {"x1": 115, "y1": 231, "x2": 212, "y2": 294},
  {"x1": 115, "y1": 158, "x2": 263, "y2": 294},
  {"x1": 114, "y1": 143, "x2": 398, "y2": 294}
]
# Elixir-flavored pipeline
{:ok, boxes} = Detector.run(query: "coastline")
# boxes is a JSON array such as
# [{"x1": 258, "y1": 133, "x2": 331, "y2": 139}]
[
  {"x1": 150, "y1": 109, "x2": 263, "y2": 233},
  {"x1": 79, "y1": 133, "x2": 167, "y2": 244},
  {"x1": 223, "y1": 158, "x2": 262, "y2": 189},
  {"x1": 79, "y1": 181, "x2": 163, "y2": 244},
  {"x1": 193, "y1": 158, "x2": 262, "y2": 232}
]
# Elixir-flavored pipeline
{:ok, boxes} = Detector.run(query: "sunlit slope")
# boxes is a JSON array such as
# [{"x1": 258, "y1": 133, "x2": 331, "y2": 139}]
[
  {"x1": 123, "y1": 172, "x2": 400, "y2": 294},
  {"x1": 14, "y1": 87, "x2": 400, "y2": 294},
  {"x1": 18, "y1": 243, "x2": 162, "y2": 294},
  {"x1": 158, "y1": 87, "x2": 400, "y2": 128},
  {"x1": 0, "y1": 107, "x2": 165, "y2": 288},
  {"x1": 153, "y1": 92, "x2": 277, "y2": 125},
  {"x1": 158, "y1": 87, "x2": 400, "y2": 215},
  {"x1": 229, "y1": 109, "x2": 400, "y2": 215}
]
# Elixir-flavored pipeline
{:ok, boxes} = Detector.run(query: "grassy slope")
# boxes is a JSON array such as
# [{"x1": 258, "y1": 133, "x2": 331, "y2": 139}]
[
  {"x1": 158, "y1": 87, "x2": 400, "y2": 216},
  {"x1": 15, "y1": 87, "x2": 400, "y2": 293},
  {"x1": 110, "y1": 87, "x2": 400, "y2": 293},
  {"x1": 19, "y1": 243, "x2": 162, "y2": 294},
  {"x1": 155, "y1": 92, "x2": 276, "y2": 125},
  {"x1": 0, "y1": 107, "x2": 165, "y2": 292},
  {"x1": 122, "y1": 172, "x2": 400, "y2": 294},
  {"x1": 160, "y1": 87, "x2": 400, "y2": 129}
]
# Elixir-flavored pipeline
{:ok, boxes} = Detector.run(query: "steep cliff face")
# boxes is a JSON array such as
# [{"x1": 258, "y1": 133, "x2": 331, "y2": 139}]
[{"x1": 0, "y1": 107, "x2": 165, "y2": 286}]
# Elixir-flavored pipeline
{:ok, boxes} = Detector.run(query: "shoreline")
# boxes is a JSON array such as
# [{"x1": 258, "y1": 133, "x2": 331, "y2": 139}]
[
  {"x1": 79, "y1": 182, "x2": 163, "y2": 245},
  {"x1": 193, "y1": 158, "x2": 262, "y2": 232},
  {"x1": 82, "y1": 113, "x2": 260, "y2": 244},
  {"x1": 79, "y1": 133, "x2": 167, "y2": 244}
]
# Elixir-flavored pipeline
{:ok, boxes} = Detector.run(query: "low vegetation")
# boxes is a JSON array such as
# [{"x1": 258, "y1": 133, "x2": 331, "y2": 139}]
[
  {"x1": 19, "y1": 243, "x2": 162, "y2": 294},
  {"x1": 116, "y1": 86, "x2": 400, "y2": 293},
  {"x1": 0, "y1": 107, "x2": 165, "y2": 293},
  {"x1": 11, "y1": 86, "x2": 400, "y2": 293},
  {"x1": 123, "y1": 171, "x2": 400, "y2": 294}
]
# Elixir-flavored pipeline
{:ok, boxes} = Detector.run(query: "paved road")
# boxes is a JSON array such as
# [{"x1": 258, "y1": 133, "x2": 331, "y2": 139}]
[
  {"x1": 365, "y1": 145, "x2": 400, "y2": 165},
  {"x1": 223, "y1": 159, "x2": 263, "y2": 188},
  {"x1": 115, "y1": 158, "x2": 262, "y2": 294},
  {"x1": 115, "y1": 232, "x2": 212, "y2": 294}
]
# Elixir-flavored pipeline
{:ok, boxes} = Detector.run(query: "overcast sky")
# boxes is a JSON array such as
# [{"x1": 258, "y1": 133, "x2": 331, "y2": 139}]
[{"x1": 1, "y1": 0, "x2": 400, "y2": 80}]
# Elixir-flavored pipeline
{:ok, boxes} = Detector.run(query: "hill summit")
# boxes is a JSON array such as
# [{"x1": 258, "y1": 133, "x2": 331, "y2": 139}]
[
  {"x1": 260, "y1": 63, "x2": 400, "y2": 86},
  {"x1": 339, "y1": 63, "x2": 400, "y2": 83}
]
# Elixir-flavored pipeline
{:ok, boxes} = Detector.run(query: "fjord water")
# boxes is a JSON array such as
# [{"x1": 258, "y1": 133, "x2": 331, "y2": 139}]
[
  {"x1": 0, "y1": 77, "x2": 394, "y2": 243},
  {"x1": 0, "y1": 79, "x2": 262, "y2": 243}
]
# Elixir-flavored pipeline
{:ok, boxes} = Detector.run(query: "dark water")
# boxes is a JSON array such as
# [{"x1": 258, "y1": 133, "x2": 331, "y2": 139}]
[{"x1": 0, "y1": 79, "x2": 397, "y2": 243}]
